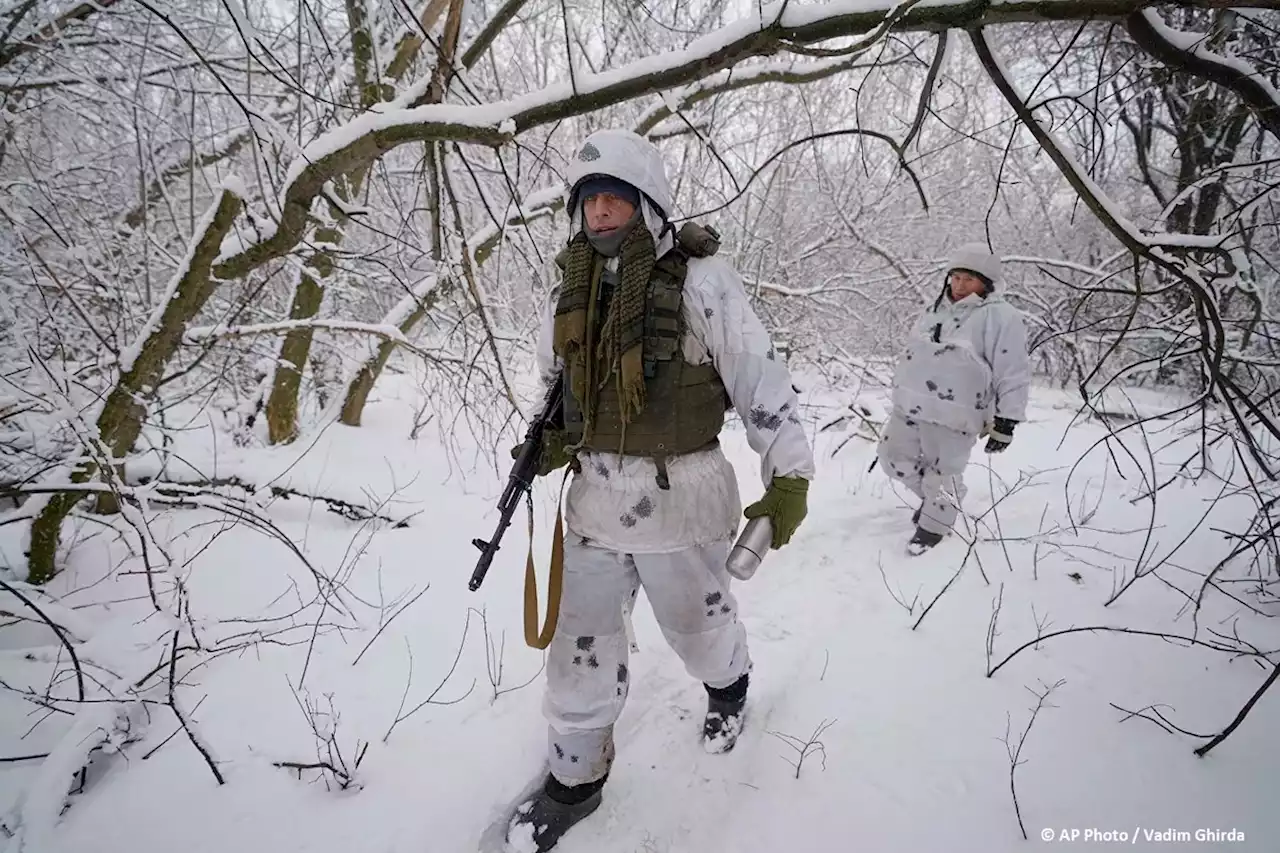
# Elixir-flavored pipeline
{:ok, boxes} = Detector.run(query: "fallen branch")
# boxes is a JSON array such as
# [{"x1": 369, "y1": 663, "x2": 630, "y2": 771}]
[
  {"x1": 130, "y1": 476, "x2": 414, "y2": 528},
  {"x1": 987, "y1": 625, "x2": 1263, "y2": 679},
  {"x1": 1195, "y1": 660, "x2": 1280, "y2": 757}
]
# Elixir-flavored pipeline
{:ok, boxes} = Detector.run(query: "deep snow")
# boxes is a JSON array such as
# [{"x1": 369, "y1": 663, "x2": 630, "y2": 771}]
[{"x1": 1, "y1": 365, "x2": 1277, "y2": 853}]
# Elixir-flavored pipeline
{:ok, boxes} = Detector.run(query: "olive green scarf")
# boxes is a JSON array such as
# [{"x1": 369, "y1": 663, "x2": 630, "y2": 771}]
[{"x1": 552, "y1": 224, "x2": 657, "y2": 441}]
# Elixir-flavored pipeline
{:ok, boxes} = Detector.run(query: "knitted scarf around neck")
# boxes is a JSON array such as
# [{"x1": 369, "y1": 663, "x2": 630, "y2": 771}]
[{"x1": 552, "y1": 222, "x2": 658, "y2": 442}]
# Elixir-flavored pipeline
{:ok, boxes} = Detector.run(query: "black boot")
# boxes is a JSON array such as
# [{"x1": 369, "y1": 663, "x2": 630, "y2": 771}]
[
  {"x1": 504, "y1": 774, "x2": 605, "y2": 852},
  {"x1": 906, "y1": 526, "x2": 944, "y2": 555},
  {"x1": 703, "y1": 673, "x2": 748, "y2": 754}
]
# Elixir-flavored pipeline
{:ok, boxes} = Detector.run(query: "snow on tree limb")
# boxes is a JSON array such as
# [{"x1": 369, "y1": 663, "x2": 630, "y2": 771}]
[
  {"x1": 467, "y1": 186, "x2": 565, "y2": 264},
  {"x1": 970, "y1": 29, "x2": 1232, "y2": 259},
  {"x1": 184, "y1": 319, "x2": 410, "y2": 343},
  {"x1": 970, "y1": 26, "x2": 1280, "y2": 477},
  {"x1": 0, "y1": 0, "x2": 123, "y2": 71},
  {"x1": 632, "y1": 49, "x2": 890, "y2": 137},
  {"x1": 2, "y1": 702, "x2": 133, "y2": 851},
  {"x1": 24, "y1": 186, "x2": 244, "y2": 585},
  {"x1": 210, "y1": 0, "x2": 1272, "y2": 286},
  {"x1": 1127, "y1": 9, "x2": 1280, "y2": 141}
]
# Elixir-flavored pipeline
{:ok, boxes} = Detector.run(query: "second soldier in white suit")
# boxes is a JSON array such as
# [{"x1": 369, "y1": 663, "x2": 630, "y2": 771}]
[{"x1": 878, "y1": 242, "x2": 1032, "y2": 554}]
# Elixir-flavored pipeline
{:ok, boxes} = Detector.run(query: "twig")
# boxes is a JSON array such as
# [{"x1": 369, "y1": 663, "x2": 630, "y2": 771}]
[
  {"x1": 986, "y1": 583, "x2": 1005, "y2": 674},
  {"x1": 1003, "y1": 679, "x2": 1065, "y2": 840},
  {"x1": 352, "y1": 585, "x2": 430, "y2": 666},
  {"x1": 877, "y1": 554, "x2": 919, "y2": 615},
  {"x1": 0, "y1": 579, "x2": 84, "y2": 701},
  {"x1": 767, "y1": 718, "x2": 837, "y2": 779},
  {"x1": 987, "y1": 625, "x2": 1261, "y2": 679},
  {"x1": 912, "y1": 561, "x2": 966, "y2": 631},
  {"x1": 297, "y1": 588, "x2": 332, "y2": 690},
  {"x1": 383, "y1": 610, "x2": 475, "y2": 742},
  {"x1": 167, "y1": 630, "x2": 224, "y2": 784},
  {"x1": 1033, "y1": 505, "x2": 1048, "y2": 581},
  {"x1": 1109, "y1": 703, "x2": 1214, "y2": 739}
]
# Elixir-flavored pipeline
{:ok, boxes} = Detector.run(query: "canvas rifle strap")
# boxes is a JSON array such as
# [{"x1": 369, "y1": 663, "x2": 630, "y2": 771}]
[{"x1": 523, "y1": 469, "x2": 569, "y2": 649}]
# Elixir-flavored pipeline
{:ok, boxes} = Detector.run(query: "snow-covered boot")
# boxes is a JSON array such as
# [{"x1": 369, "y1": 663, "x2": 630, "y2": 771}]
[
  {"x1": 504, "y1": 774, "x2": 605, "y2": 852},
  {"x1": 906, "y1": 526, "x2": 944, "y2": 555},
  {"x1": 703, "y1": 673, "x2": 748, "y2": 754}
]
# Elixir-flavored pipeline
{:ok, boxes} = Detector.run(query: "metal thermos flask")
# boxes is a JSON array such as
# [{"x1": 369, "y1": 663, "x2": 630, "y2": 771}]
[{"x1": 726, "y1": 516, "x2": 772, "y2": 581}]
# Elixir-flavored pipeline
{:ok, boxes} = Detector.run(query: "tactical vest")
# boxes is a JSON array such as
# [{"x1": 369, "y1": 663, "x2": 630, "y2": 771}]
[{"x1": 560, "y1": 223, "x2": 731, "y2": 468}]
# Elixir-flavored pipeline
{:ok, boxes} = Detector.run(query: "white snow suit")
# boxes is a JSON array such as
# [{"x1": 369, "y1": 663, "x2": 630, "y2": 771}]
[
  {"x1": 879, "y1": 246, "x2": 1030, "y2": 535},
  {"x1": 533, "y1": 129, "x2": 815, "y2": 786}
]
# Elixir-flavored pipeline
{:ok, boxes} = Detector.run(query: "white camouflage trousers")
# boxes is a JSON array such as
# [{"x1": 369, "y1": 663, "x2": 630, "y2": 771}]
[
  {"x1": 543, "y1": 534, "x2": 751, "y2": 786},
  {"x1": 876, "y1": 410, "x2": 976, "y2": 535}
]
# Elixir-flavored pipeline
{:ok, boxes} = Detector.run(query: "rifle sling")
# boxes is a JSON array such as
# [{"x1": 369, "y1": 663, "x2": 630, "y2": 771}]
[{"x1": 523, "y1": 469, "x2": 568, "y2": 650}]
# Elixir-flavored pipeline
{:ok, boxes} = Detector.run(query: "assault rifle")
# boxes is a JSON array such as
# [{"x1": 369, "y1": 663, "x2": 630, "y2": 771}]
[{"x1": 468, "y1": 374, "x2": 565, "y2": 592}]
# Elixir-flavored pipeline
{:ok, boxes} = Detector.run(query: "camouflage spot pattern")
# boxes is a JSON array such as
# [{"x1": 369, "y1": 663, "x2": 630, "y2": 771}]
[{"x1": 749, "y1": 405, "x2": 784, "y2": 431}]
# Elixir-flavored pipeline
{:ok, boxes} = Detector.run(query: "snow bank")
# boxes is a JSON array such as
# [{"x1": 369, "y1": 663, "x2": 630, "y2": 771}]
[{"x1": 0, "y1": 372, "x2": 1276, "y2": 853}]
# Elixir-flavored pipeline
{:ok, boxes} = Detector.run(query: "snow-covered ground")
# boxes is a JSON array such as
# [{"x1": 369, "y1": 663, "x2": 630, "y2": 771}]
[{"x1": 1, "y1": 365, "x2": 1277, "y2": 853}]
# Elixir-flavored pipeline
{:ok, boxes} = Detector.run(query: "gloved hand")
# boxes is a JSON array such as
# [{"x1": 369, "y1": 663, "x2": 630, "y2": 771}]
[
  {"x1": 984, "y1": 417, "x2": 1017, "y2": 454},
  {"x1": 510, "y1": 429, "x2": 574, "y2": 476},
  {"x1": 743, "y1": 475, "x2": 809, "y2": 548}
]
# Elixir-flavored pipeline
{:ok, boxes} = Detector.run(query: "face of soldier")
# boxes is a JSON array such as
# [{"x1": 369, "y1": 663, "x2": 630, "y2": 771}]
[
  {"x1": 948, "y1": 270, "x2": 986, "y2": 300},
  {"x1": 583, "y1": 192, "x2": 637, "y2": 235}
]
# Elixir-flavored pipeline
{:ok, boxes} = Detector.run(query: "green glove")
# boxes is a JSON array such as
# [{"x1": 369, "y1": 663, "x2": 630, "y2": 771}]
[
  {"x1": 510, "y1": 429, "x2": 574, "y2": 477},
  {"x1": 743, "y1": 475, "x2": 809, "y2": 549}
]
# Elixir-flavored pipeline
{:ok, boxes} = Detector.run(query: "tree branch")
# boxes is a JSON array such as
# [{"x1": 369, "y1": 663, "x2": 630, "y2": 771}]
[
  {"x1": 0, "y1": 0, "x2": 122, "y2": 71},
  {"x1": 1127, "y1": 9, "x2": 1280, "y2": 141},
  {"x1": 211, "y1": 0, "x2": 1261, "y2": 284},
  {"x1": 460, "y1": 0, "x2": 535, "y2": 69},
  {"x1": 1195, "y1": 660, "x2": 1280, "y2": 757}
]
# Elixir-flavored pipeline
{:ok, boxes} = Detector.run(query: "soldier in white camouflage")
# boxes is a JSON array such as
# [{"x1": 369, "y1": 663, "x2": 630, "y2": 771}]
[
  {"x1": 878, "y1": 243, "x2": 1032, "y2": 554},
  {"x1": 504, "y1": 128, "x2": 815, "y2": 852}
]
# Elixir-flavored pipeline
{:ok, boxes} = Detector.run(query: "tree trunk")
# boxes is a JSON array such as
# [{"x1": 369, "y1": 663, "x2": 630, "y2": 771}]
[
  {"x1": 262, "y1": 0, "x2": 453, "y2": 444},
  {"x1": 25, "y1": 188, "x2": 242, "y2": 584},
  {"x1": 337, "y1": 0, "x2": 465, "y2": 428},
  {"x1": 339, "y1": 275, "x2": 451, "y2": 426},
  {"x1": 265, "y1": 257, "x2": 329, "y2": 444}
]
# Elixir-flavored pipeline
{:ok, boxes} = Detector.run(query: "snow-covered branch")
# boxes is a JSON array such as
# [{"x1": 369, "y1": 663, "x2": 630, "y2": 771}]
[
  {"x1": 633, "y1": 49, "x2": 892, "y2": 137},
  {"x1": 184, "y1": 319, "x2": 409, "y2": 344},
  {"x1": 212, "y1": 0, "x2": 1252, "y2": 283},
  {"x1": 24, "y1": 186, "x2": 244, "y2": 584},
  {"x1": 0, "y1": 0, "x2": 123, "y2": 71},
  {"x1": 1127, "y1": 9, "x2": 1280, "y2": 141}
]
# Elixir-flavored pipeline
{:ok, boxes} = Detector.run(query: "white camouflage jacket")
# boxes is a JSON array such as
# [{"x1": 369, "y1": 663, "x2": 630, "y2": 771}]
[
  {"x1": 533, "y1": 128, "x2": 814, "y2": 553},
  {"x1": 534, "y1": 245, "x2": 815, "y2": 554},
  {"x1": 890, "y1": 290, "x2": 1031, "y2": 436}
]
